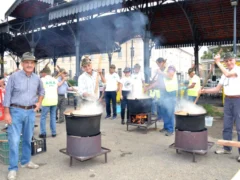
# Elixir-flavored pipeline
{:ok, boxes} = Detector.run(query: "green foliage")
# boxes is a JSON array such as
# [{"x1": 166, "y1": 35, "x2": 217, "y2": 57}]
[
  {"x1": 202, "y1": 104, "x2": 223, "y2": 117},
  {"x1": 201, "y1": 46, "x2": 240, "y2": 59},
  {"x1": 67, "y1": 79, "x2": 77, "y2": 86}
]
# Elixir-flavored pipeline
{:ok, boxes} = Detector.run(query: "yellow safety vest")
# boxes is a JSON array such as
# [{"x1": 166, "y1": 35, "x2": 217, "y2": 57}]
[
  {"x1": 41, "y1": 75, "x2": 58, "y2": 106},
  {"x1": 164, "y1": 74, "x2": 178, "y2": 92},
  {"x1": 188, "y1": 75, "x2": 200, "y2": 97},
  {"x1": 149, "y1": 89, "x2": 160, "y2": 98}
]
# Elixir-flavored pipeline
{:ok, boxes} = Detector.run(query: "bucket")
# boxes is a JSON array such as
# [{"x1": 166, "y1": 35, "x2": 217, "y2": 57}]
[{"x1": 205, "y1": 116, "x2": 213, "y2": 127}]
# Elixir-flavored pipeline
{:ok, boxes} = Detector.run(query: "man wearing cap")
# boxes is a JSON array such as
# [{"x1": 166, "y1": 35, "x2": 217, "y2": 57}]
[
  {"x1": 119, "y1": 67, "x2": 133, "y2": 125},
  {"x1": 57, "y1": 68, "x2": 73, "y2": 123},
  {"x1": 104, "y1": 64, "x2": 120, "y2": 119},
  {"x1": 4, "y1": 52, "x2": 45, "y2": 180},
  {"x1": 145, "y1": 58, "x2": 178, "y2": 136},
  {"x1": 186, "y1": 68, "x2": 201, "y2": 102},
  {"x1": 200, "y1": 53, "x2": 240, "y2": 161},
  {"x1": 39, "y1": 66, "x2": 58, "y2": 138},
  {"x1": 78, "y1": 57, "x2": 105, "y2": 102},
  {"x1": 131, "y1": 63, "x2": 145, "y2": 97}
]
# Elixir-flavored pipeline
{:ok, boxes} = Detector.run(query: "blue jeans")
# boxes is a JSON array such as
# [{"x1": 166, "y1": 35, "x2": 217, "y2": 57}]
[
  {"x1": 159, "y1": 90, "x2": 177, "y2": 133},
  {"x1": 40, "y1": 106, "x2": 57, "y2": 135},
  {"x1": 8, "y1": 107, "x2": 36, "y2": 171},
  {"x1": 223, "y1": 97, "x2": 240, "y2": 153}
]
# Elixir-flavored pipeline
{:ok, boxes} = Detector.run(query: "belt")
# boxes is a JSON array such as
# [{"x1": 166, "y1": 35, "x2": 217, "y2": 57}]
[
  {"x1": 11, "y1": 104, "x2": 36, "y2": 110},
  {"x1": 58, "y1": 94, "x2": 65, "y2": 96},
  {"x1": 225, "y1": 95, "x2": 240, "y2": 98}
]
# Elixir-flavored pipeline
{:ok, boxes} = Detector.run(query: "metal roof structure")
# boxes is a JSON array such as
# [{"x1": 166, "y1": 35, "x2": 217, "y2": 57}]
[{"x1": 0, "y1": 0, "x2": 240, "y2": 79}]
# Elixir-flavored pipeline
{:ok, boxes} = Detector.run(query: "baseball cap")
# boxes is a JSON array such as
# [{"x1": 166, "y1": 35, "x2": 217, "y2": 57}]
[
  {"x1": 156, "y1": 57, "x2": 166, "y2": 63},
  {"x1": 188, "y1": 68, "x2": 195, "y2": 74},
  {"x1": 167, "y1": 65, "x2": 176, "y2": 72},
  {"x1": 123, "y1": 67, "x2": 131, "y2": 73}
]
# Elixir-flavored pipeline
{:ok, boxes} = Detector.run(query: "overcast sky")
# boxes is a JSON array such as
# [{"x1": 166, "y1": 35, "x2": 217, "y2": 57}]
[
  {"x1": 0, "y1": 1, "x2": 15, "y2": 21},
  {"x1": 0, "y1": 0, "x2": 207, "y2": 58}
]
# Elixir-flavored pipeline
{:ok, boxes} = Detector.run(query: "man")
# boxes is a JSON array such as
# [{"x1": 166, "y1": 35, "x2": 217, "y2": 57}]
[
  {"x1": 145, "y1": 58, "x2": 178, "y2": 136},
  {"x1": 4, "y1": 52, "x2": 45, "y2": 180},
  {"x1": 104, "y1": 64, "x2": 120, "y2": 119},
  {"x1": 131, "y1": 63, "x2": 145, "y2": 97},
  {"x1": 187, "y1": 68, "x2": 201, "y2": 102},
  {"x1": 39, "y1": 66, "x2": 58, "y2": 138},
  {"x1": 57, "y1": 68, "x2": 73, "y2": 123},
  {"x1": 200, "y1": 52, "x2": 240, "y2": 162},
  {"x1": 78, "y1": 57, "x2": 105, "y2": 102},
  {"x1": 119, "y1": 67, "x2": 133, "y2": 125}
]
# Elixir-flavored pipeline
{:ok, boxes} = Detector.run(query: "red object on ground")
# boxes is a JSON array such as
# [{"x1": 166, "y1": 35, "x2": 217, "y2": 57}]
[{"x1": 0, "y1": 88, "x2": 4, "y2": 121}]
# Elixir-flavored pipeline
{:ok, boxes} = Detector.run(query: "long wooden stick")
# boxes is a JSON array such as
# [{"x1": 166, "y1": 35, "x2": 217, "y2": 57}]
[
  {"x1": 194, "y1": 48, "x2": 223, "y2": 104},
  {"x1": 217, "y1": 140, "x2": 240, "y2": 148},
  {"x1": 94, "y1": 55, "x2": 102, "y2": 96},
  {"x1": 0, "y1": 140, "x2": 8, "y2": 143}
]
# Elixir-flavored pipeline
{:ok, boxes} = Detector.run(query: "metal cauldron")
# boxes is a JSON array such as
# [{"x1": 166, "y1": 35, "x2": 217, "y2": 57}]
[
  {"x1": 127, "y1": 97, "x2": 152, "y2": 114},
  {"x1": 175, "y1": 112, "x2": 206, "y2": 132},
  {"x1": 65, "y1": 111, "x2": 102, "y2": 137}
]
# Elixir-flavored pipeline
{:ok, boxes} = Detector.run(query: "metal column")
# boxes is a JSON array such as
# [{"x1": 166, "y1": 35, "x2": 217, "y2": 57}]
[
  {"x1": 75, "y1": 23, "x2": 81, "y2": 78},
  {"x1": 143, "y1": 31, "x2": 151, "y2": 83},
  {"x1": 194, "y1": 43, "x2": 199, "y2": 76},
  {"x1": 108, "y1": 53, "x2": 112, "y2": 68},
  {"x1": 0, "y1": 34, "x2": 4, "y2": 77},
  {"x1": 233, "y1": 5, "x2": 237, "y2": 56}
]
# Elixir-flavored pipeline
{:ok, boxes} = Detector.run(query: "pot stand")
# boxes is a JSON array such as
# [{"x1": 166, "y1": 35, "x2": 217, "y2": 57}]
[
  {"x1": 126, "y1": 112, "x2": 157, "y2": 133},
  {"x1": 59, "y1": 147, "x2": 111, "y2": 167}
]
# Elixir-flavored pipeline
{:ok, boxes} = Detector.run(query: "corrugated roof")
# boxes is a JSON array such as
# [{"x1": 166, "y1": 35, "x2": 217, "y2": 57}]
[
  {"x1": 5, "y1": 0, "x2": 54, "y2": 18},
  {"x1": 49, "y1": 0, "x2": 125, "y2": 20}
]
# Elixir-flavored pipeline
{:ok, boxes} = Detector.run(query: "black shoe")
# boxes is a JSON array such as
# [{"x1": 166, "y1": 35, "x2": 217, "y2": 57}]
[
  {"x1": 52, "y1": 134, "x2": 56, "y2": 138},
  {"x1": 39, "y1": 134, "x2": 46, "y2": 138},
  {"x1": 121, "y1": 120, "x2": 125, "y2": 125},
  {"x1": 112, "y1": 115, "x2": 117, "y2": 120}
]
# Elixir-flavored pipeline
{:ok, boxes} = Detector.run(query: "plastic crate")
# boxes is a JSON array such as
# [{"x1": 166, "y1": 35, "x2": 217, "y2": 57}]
[
  {"x1": 0, "y1": 133, "x2": 22, "y2": 151},
  {"x1": 0, "y1": 152, "x2": 22, "y2": 165}
]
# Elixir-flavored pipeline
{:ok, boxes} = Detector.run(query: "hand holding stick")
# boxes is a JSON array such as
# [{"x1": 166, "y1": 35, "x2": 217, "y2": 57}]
[{"x1": 194, "y1": 48, "x2": 223, "y2": 104}]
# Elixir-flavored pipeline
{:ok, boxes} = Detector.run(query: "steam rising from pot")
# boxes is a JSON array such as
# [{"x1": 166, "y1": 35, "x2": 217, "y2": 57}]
[{"x1": 175, "y1": 99, "x2": 206, "y2": 115}]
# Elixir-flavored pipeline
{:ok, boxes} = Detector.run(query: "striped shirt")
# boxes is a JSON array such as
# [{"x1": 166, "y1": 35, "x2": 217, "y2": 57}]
[
  {"x1": 3, "y1": 70, "x2": 45, "y2": 107},
  {"x1": 57, "y1": 77, "x2": 69, "y2": 95}
]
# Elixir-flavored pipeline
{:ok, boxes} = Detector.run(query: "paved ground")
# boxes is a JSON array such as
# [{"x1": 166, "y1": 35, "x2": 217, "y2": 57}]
[{"x1": 0, "y1": 98, "x2": 239, "y2": 180}]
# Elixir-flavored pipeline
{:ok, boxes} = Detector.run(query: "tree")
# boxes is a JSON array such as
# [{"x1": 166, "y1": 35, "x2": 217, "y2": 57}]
[{"x1": 201, "y1": 46, "x2": 240, "y2": 59}]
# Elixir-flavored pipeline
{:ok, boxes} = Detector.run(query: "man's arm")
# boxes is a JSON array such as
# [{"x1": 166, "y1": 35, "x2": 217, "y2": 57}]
[
  {"x1": 35, "y1": 79, "x2": 45, "y2": 111},
  {"x1": 188, "y1": 83, "x2": 196, "y2": 89},
  {"x1": 215, "y1": 54, "x2": 237, "y2": 78},
  {"x1": 3, "y1": 75, "x2": 14, "y2": 124},
  {"x1": 201, "y1": 84, "x2": 222, "y2": 94}
]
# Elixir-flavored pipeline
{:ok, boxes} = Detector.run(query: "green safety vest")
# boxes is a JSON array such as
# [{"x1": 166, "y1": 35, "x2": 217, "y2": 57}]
[
  {"x1": 188, "y1": 75, "x2": 200, "y2": 97},
  {"x1": 41, "y1": 76, "x2": 58, "y2": 106},
  {"x1": 164, "y1": 74, "x2": 178, "y2": 92}
]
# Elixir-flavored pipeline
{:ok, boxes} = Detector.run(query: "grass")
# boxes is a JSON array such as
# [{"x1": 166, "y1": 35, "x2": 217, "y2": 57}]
[{"x1": 202, "y1": 104, "x2": 224, "y2": 117}]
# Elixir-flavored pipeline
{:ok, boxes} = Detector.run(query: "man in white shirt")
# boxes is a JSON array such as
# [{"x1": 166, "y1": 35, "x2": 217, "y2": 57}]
[
  {"x1": 131, "y1": 63, "x2": 145, "y2": 97},
  {"x1": 104, "y1": 64, "x2": 120, "y2": 119},
  {"x1": 200, "y1": 53, "x2": 240, "y2": 161},
  {"x1": 78, "y1": 57, "x2": 105, "y2": 102}
]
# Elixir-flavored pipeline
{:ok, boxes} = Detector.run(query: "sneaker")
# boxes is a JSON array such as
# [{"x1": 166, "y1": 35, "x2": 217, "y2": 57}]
[
  {"x1": 121, "y1": 120, "x2": 125, "y2": 125},
  {"x1": 52, "y1": 134, "x2": 56, "y2": 138},
  {"x1": 112, "y1": 115, "x2": 117, "y2": 120},
  {"x1": 21, "y1": 161, "x2": 39, "y2": 169},
  {"x1": 165, "y1": 131, "x2": 174, "y2": 136},
  {"x1": 159, "y1": 128, "x2": 167, "y2": 133},
  {"x1": 215, "y1": 148, "x2": 232, "y2": 154},
  {"x1": 237, "y1": 156, "x2": 240, "y2": 162},
  {"x1": 7, "y1": 170, "x2": 17, "y2": 180},
  {"x1": 105, "y1": 115, "x2": 111, "y2": 119},
  {"x1": 39, "y1": 134, "x2": 46, "y2": 139}
]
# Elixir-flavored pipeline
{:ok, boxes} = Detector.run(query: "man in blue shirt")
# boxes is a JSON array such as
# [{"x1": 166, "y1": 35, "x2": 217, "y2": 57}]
[{"x1": 4, "y1": 52, "x2": 45, "y2": 180}]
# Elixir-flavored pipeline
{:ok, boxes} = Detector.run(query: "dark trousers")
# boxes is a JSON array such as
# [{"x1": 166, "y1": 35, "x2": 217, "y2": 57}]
[
  {"x1": 223, "y1": 97, "x2": 240, "y2": 153},
  {"x1": 105, "y1": 91, "x2": 117, "y2": 116},
  {"x1": 121, "y1": 91, "x2": 130, "y2": 120}
]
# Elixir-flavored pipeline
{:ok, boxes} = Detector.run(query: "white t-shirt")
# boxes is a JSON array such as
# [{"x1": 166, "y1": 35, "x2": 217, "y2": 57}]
[
  {"x1": 105, "y1": 73, "x2": 120, "y2": 91},
  {"x1": 120, "y1": 76, "x2": 133, "y2": 91},
  {"x1": 219, "y1": 65, "x2": 240, "y2": 96},
  {"x1": 131, "y1": 72, "x2": 145, "y2": 96}
]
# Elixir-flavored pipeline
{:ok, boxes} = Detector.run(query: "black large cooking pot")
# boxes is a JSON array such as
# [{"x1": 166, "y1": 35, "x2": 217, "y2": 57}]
[
  {"x1": 175, "y1": 113, "x2": 206, "y2": 132},
  {"x1": 65, "y1": 112, "x2": 102, "y2": 137},
  {"x1": 127, "y1": 98, "x2": 152, "y2": 114}
]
